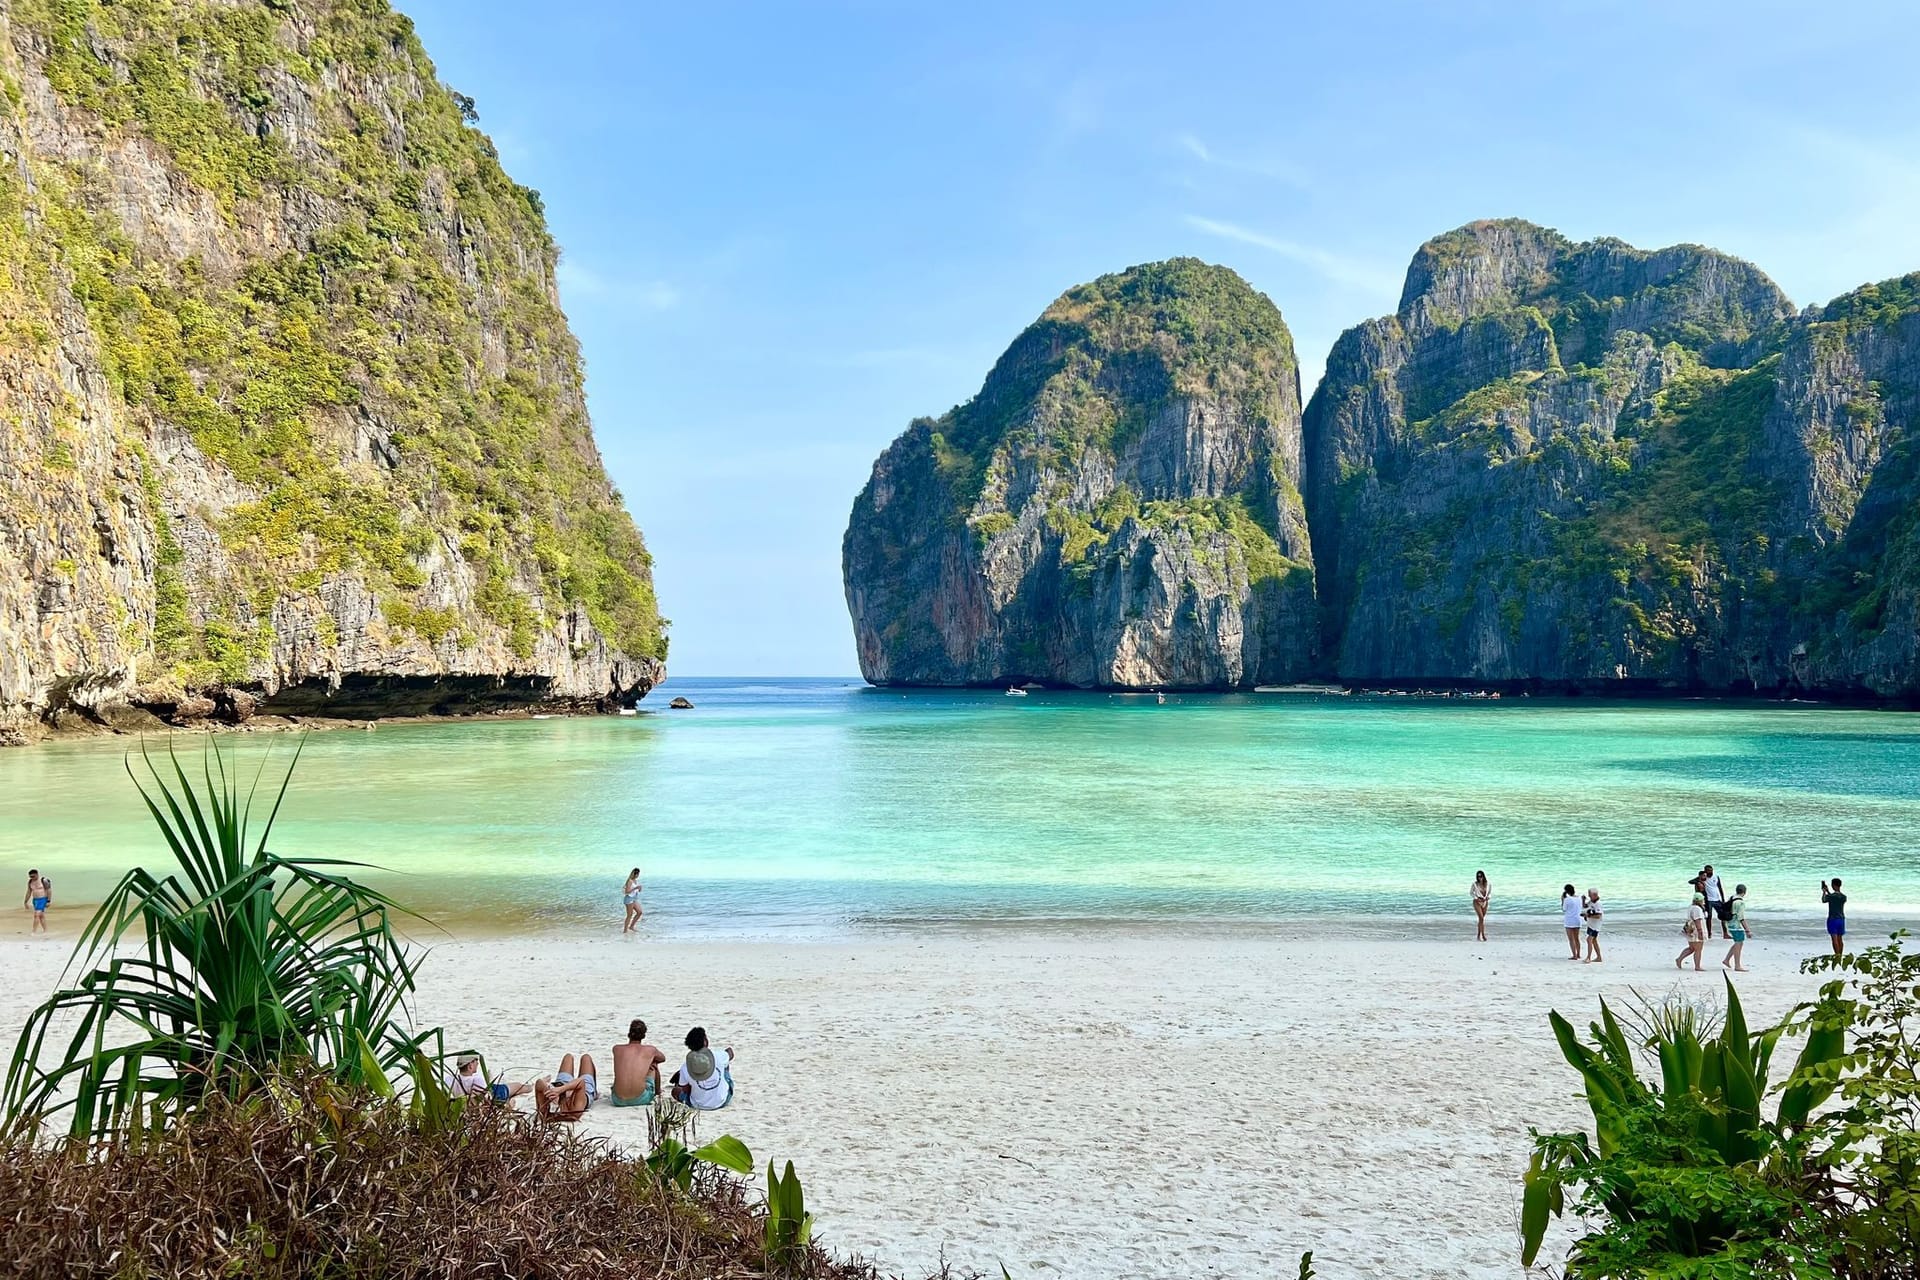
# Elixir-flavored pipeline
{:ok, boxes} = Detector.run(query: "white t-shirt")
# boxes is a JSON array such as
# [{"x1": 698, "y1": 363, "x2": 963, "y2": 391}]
[
  {"x1": 1583, "y1": 905, "x2": 1603, "y2": 932},
  {"x1": 677, "y1": 1054, "x2": 732, "y2": 1110},
  {"x1": 1687, "y1": 903, "x2": 1707, "y2": 935},
  {"x1": 1562, "y1": 896, "x2": 1582, "y2": 928},
  {"x1": 1703, "y1": 876, "x2": 1724, "y2": 903}
]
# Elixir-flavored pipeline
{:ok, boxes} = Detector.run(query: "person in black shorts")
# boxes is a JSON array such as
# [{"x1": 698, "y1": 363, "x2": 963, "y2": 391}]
[{"x1": 1821, "y1": 878, "x2": 1847, "y2": 957}]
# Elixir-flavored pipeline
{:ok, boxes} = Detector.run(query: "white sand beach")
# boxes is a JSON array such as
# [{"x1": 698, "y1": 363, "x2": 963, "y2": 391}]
[{"x1": 0, "y1": 920, "x2": 1846, "y2": 1278}]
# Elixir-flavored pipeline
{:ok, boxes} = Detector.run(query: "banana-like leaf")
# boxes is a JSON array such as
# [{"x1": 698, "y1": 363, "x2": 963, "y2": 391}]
[
  {"x1": 693, "y1": 1134, "x2": 754, "y2": 1174},
  {"x1": 1776, "y1": 997, "x2": 1845, "y2": 1131}
]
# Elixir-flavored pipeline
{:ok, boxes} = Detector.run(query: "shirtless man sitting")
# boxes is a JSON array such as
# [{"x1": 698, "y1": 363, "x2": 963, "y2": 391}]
[
  {"x1": 533, "y1": 1051, "x2": 599, "y2": 1122},
  {"x1": 610, "y1": 1018, "x2": 665, "y2": 1108}
]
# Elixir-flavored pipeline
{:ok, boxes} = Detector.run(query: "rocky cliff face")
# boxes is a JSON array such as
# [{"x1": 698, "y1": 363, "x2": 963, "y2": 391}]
[
  {"x1": 843, "y1": 259, "x2": 1317, "y2": 688},
  {"x1": 849, "y1": 222, "x2": 1920, "y2": 699},
  {"x1": 0, "y1": 0, "x2": 664, "y2": 740},
  {"x1": 1304, "y1": 219, "x2": 1920, "y2": 698}
]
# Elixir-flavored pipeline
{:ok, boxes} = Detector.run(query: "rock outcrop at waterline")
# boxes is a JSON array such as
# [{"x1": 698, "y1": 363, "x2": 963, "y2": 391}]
[
  {"x1": 0, "y1": 0, "x2": 665, "y2": 741},
  {"x1": 846, "y1": 222, "x2": 1920, "y2": 699},
  {"x1": 843, "y1": 259, "x2": 1318, "y2": 689}
]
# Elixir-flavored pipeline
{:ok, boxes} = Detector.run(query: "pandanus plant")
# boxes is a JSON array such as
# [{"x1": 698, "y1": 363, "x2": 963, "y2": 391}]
[
  {"x1": 3, "y1": 738, "x2": 436, "y2": 1138},
  {"x1": 1521, "y1": 978, "x2": 1846, "y2": 1269}
]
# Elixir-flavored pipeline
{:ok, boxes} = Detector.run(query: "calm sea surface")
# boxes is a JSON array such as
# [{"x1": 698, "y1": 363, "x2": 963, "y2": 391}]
[{"x1": 3, "y1": 678, "x2": 1917, "y2": 936}]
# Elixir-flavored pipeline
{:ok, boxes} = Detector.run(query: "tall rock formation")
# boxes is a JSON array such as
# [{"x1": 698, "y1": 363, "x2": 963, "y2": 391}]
[
  {"x1": 1, "y1": 0, "x2": 664, "y2": 739},
  {"x1": 1303, "y1": 218, "x2": 1920, "y2": 698},
  {"x1": 843, "y1": 259, "x2": 1318, "y2": 689}
]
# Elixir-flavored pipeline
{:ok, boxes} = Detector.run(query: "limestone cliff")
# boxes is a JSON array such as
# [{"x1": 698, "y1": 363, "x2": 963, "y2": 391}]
[
  {"x1": 843, "y1": 259, "x2": 1316, "y2": 689},
  {"x1": 848, "y1": 222, "x2": 1920, "y2": 700},
  {"x1": 0, "y1": 0, "x2": 664, "y2": 740},
  {"x1": 1304, "y1": 219, "x2": 1920, "y2": 699}
]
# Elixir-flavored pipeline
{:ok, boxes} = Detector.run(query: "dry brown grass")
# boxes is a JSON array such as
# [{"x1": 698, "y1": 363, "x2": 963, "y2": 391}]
[{"x1": 0, "y1": 1079, "x2": 896, "y2": 1280}]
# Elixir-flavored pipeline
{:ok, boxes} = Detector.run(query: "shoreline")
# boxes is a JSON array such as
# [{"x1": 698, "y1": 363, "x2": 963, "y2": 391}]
[{"x1": 0, "y1": 925, "x2": 1842, "y2": 1278}]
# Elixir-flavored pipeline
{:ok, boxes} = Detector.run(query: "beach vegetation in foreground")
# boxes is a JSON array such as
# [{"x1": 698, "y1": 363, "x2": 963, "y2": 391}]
[
  {"x1": 0, "y1": 739, "x2": 896, "y2": 1279},
  {"x1": 1523, "y1": 937, "x2": 1920, "y2": 1278},
  {"x1": 2, "y1": 738, "x2": 430, "y2": 1138}
]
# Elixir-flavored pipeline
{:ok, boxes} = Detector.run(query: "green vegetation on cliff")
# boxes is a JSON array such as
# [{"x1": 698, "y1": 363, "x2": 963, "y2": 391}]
[{"x1": 3, "y1": 0, "x2": 664, "y2": 684}]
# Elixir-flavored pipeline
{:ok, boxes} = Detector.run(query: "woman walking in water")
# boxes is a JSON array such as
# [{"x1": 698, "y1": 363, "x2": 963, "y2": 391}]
[
  {"x1": 622, "y1": 868, "x2": 644, "y2": 933},
  {"x1": 1470, "y1": 871, "x2": 1491, "y2": 941},
  {"x1": 1561, "y1": 884, "x2": 1582, "y2": 960}
]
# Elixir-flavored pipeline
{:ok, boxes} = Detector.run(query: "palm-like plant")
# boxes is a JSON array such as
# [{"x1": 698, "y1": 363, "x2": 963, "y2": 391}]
[
  {"x1": 1521, "y1": 978, "x2": 1846, "y2": 1272},
  {"x1": 4, "y1": 737, "x2": 435, "y2": 1138}
]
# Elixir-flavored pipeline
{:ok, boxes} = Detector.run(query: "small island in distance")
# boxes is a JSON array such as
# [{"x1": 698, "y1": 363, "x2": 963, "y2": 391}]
[{"x1": 843, "y1": 221, "x2": 1920, "y2": 703}]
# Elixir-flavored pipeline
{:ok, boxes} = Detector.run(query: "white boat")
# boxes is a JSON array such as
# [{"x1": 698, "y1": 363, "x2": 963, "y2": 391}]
[{"x1": 1005, "y1": 687, "x2": 1028, "y2": 697}]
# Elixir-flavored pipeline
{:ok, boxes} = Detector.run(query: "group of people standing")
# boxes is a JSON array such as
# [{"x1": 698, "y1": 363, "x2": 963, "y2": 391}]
[
  {"x1": 1472, "y1": 864, "x2": 1853, "y2": 973},
  {"x1": 1675, "y1": 864, "x2": 1752, "y2": 972}
]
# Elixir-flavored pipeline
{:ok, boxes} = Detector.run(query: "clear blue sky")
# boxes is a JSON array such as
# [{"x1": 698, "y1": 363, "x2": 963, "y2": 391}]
[{"x1": 399, "y1": 0, "x2": 1920, "y2": 677}]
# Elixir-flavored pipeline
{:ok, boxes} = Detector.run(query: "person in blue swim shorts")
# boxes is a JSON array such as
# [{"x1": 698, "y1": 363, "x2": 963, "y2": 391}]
[
  {"x1": 1821, "y1": 878, "x2": 1848, "y2": 957},
  {"x1": 23, "y1": 869, "x2": 51, "y2": 934}
]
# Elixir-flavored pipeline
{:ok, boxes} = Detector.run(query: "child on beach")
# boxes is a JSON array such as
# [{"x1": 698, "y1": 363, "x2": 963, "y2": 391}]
[
  {"x1": 23, "y1": 869, "x2": 51, "y2": 934},
  {"x1": 1581, "y1": 890, "x2": 1603, "y2": 963}
]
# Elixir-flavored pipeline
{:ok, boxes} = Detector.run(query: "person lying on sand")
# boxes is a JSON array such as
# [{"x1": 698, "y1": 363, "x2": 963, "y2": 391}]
[
  {"x1": 534, "y1": 1052, "x2": 599, "y2": 1122},
  {"x1": 610, "y1": 1018, "x2": 665, "y2": 1107},
  {"x1": 447, "y1": 1054, "x2": 531, "y2": 1102},
  {"x1": 671, "y1": 1027, "x2": 735, "y2": 1111}
]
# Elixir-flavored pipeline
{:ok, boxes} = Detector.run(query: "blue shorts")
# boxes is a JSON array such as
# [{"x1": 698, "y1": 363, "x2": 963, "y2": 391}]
[
  {"x1": 31, "y1": 897, "x2": 48, "y2": 912},
  {"x1": 1827, "y1": 917, "x2": 1846, "y2": 937},
  {"x1": 1730, "y1": 926, "x2": 1747, "y2": 942}
]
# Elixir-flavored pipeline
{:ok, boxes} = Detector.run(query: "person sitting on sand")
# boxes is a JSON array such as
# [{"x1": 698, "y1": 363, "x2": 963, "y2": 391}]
[
  {"x1": 671, "y1": 1027, "x2": 735, "y2": 1111},
  {"x1": 1722, "y1": 884, "x2": 1753, "y2": 972},
  {"x1": 1470, "y1": 871, "x2": 1490, "y2": 942},
  {"x1": 24, "y1": 869, "x2": 51, "y2": 934},
  {"x1": 611, "y1": 1018, "x2": 665, "y2": 1107},
  {"x1": 534, "y1": 1052, "x2": 599, "y2": 1122},
  {"x1": 1675, "y1": 893, "x2": 1708, "y2": 971},
  {"x1": 1561, "y1": 884, "x2": 1582, "y2": 960},
  {"x1": 447, "y1": 1054, "x2": 531, "y2": 1102},
  {"x1": 1582, "y1": 890, "x2": 1604, "y2": 964}
]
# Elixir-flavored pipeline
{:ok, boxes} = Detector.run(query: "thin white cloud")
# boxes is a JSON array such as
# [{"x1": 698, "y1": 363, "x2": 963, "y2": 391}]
[
  {"x1": 1184, "y1": 215, "x2": 1400, "y2": 296},
  {"x1": 1175, "y1": 132, "x2": 1314, "y2": 192}
]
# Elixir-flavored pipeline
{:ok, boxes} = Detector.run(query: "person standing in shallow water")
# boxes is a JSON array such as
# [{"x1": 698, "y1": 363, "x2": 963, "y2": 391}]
[
  {"x1": 1822, "y1": 878, "x2": 1848, "y2": 957},
  {"x1": 1470, "y1": 871, "x2": 1490, "y2": 941},
  {"x1": 1561, "y1": 884, "x2": 1583, "y2": 960},
  {"x1": 23, "y1": 869, "x2": 51, "y2": 934},
  {"x1": 622, "y1": 868, "x2": 643, "y2": 933}
]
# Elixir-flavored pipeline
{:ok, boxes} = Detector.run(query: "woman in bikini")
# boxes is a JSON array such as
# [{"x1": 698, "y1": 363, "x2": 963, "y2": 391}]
[
  {"x1": 1470, "y1": 870, "x2": 1490, "y2": 941},
  {"x1": 622, "y1": 868, "x2": 643, "y2": 934}
]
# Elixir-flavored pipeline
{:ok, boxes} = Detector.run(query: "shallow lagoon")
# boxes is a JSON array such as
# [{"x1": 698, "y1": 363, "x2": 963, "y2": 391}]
[{"x1": 4, "y1": 678, "x2": 1917, "y2": 934}]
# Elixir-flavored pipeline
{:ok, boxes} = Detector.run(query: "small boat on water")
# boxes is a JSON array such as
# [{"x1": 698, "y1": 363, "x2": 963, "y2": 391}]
[{"x1": 1005, "y1": 687, "x2": 1028, "y2": 697}]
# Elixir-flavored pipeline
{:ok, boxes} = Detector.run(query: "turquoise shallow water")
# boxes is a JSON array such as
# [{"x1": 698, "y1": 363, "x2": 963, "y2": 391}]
[{"x1": 3, "y1": 678, "x2": 1918, "y2": 935}]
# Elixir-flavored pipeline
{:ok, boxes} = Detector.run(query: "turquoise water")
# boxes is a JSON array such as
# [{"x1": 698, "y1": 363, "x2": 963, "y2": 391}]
[{"x1": 3, "y1": 678, "x2": 1918, "y2": 934}]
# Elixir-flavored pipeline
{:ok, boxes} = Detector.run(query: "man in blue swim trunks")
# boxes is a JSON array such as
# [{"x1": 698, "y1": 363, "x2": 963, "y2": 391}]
[
  {"x1": 1821, "y1": 878, "x2": 1848, "y2": 957},
  {"x1": 23, "y1": 869, "x2": 50, "y2": 934}
]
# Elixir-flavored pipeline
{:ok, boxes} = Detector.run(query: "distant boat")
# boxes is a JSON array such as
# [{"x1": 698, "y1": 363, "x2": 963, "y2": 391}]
[{"x1": 1005, "y1": 687, "x2": 1028, "y2": 697}]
